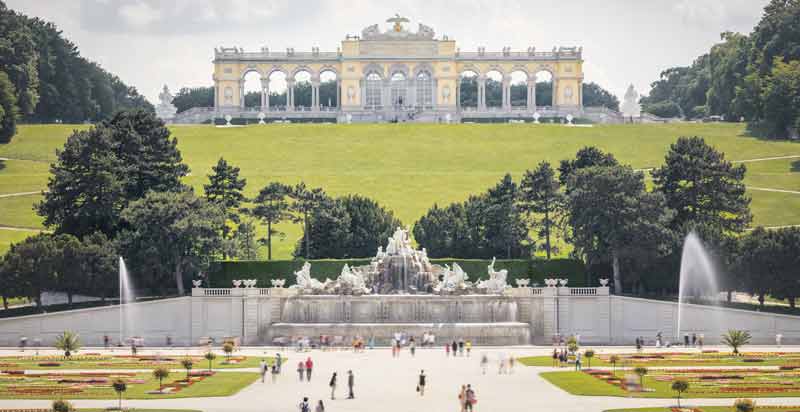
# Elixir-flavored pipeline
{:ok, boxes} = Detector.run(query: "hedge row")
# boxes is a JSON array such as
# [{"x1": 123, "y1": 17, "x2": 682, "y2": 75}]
[{"x1": 207, "y1": 258, "x2": 585, "y2": 288}]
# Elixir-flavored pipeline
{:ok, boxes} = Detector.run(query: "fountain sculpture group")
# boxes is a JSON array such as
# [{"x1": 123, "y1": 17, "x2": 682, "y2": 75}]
[{"x1": 291, "y1": 227, "x2": 511, "y2": 296}]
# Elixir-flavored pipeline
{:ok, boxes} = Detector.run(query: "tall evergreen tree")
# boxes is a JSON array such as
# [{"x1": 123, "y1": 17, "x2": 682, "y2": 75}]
[
  {"x1": 558, "y1": 146, "x2": 618, "y2": 187},
  {"x1": 204, "y1": 157, "x2": 246, "y2": 244},
  {"x1": 652, "y1": 136, "x2": 751, "y2": 234},
  {"x1": 519, "y1": 161, "x2": 564, "y2": 259},
  {"x1": 0, "y1": 70, "x2": 17, "y2": 143},
  {"x1": 251, "y1": 182, "x2": 292, "y2": 260},
  {"x1": 289, "y1": 182, "x2": 328, "y2": 259}
]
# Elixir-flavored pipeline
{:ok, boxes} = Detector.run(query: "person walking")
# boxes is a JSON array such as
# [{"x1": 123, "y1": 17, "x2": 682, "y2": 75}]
[
  {"x1": 276, "y1": 353, "x2": 283, "y2": 373},
  {"x1": 509, "y1": 355, "x2": 515, "y2": 374},
  {"x1": 446, "y1": 343, "x2": 451, "y2": 357},
  {"x1": 458, "y1": 338, "x2": 465, "y2": 356},
  {"x1": 466, "y1": 340, "x2": 472, "y2": 357},
  {"x1": 259, "y1": 359, "x2": 268, "y2": 383},
  {"x1": 297, "y1": 396, "x2": 311, "y2": 412},
  {"x1": 410, "y1": 337, "x2": 416, "y2": 357},
  {"x1": 417, "y1": 369, "x2": 426, "y2": 396},
  {"x1": 271, "y1": 364, "x2": 279, "y2": 383},
  {"x1": 305, "y1": 357, "x2": 313, "y2": 381},
  {"x1": 299, "y1": 397, "x2": 310, "y2": 412},
  {"x1": 347, "y1": 370, "x2": 355, "y2": 399},
  {"x1": 458, "y1": 385, "x2": 467, "y2": 412},
  {"x1": 574, "y1": 351, "x2": 582, "y2": 371},
  {"x1": 329, "y1": 372, "x2": 337, "y2": 400},
  {"x1": 451, "y1": 340, "x2": 457, "y2": 356},
  {"x1": 465, "y1": 384, "x2": 476, "y2": 411},
  {"x1": 480, "y1": 354, "x2": 488, "y2": 375},
  {"x1": 297, "y1": 361, "x2": 306, "y2": 382},
  {"x1": 552, "y1": 348, "x2": 558, "y2": 367},
  {"x1": 498, "y1": 353, "x2": 506, "y2": 374},
  {"x1": 315, "y1": 400, "x2": 325, "y2": 412}
]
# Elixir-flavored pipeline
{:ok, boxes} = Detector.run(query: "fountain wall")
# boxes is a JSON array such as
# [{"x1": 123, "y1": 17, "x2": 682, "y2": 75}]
[{"x1": 2, "y1": 289, "x2": 800, "y2": 346}]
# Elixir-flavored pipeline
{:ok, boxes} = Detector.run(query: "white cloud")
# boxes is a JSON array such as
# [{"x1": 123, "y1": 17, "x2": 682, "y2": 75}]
[{"x1": 119, "y1": 1, "x2": 160, "y2": 27}]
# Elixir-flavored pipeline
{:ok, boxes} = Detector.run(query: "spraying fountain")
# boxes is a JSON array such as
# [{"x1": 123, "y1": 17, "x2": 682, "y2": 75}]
[
  {"x1": 676, "y1": 232, "x2": 721, "y2": 343},
  {"x1": 118, "y1": 257, "x2": 136, "y2": 345}
]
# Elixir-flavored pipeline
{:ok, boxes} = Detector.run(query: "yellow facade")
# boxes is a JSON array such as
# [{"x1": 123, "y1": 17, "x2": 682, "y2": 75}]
[{"x1": 212, "y1": 18, "x2": 583, "y2": 120}]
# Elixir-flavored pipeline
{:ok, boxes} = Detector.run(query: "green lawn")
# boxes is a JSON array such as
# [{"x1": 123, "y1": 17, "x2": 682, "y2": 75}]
[
  {"x1": 0, "y1": 354, "x2": 270, "y2": 370},
  {"x1": 541, "y1": 370, "x2": 800, "y2": 398},
  {"x1": 0, "y1": 371, "x2": 258, "y2": 399},
  {"x1": 1, "y1": 122, "x2": 799, "y2": 258},
  {"x1": 519, "y1": 351, "x2": 800, "y2": 367},
  {"x1": 0, "y1": 229, "x2": 39, "y2": 255}
]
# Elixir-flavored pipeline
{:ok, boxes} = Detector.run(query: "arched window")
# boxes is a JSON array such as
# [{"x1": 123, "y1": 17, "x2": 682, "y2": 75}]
[
  {"x1": 416, "y1": 71, "x2": 433, "y2": 108},
  {"x1": 390, "y1": 72, "x2": 407, "y2": 107},
  {"x1": 365, "y1": 73, "x2": 382, "y2": 108}
]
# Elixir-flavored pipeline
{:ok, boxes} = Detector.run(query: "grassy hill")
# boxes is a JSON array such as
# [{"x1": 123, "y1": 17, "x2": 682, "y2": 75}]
[{"x1": 1, "y1": 122, "x2": 798, "y2": 258}]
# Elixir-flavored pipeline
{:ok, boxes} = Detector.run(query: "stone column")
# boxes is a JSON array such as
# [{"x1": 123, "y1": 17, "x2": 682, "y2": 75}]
[
  {"x1": 578, "y1": 79, "x2": 583, "y2": 107},
  {"x1": 336, "y1": 79, "x2": 342, "y2": 110},
  {"x1": 260, "y1": 78, "x2": 269, "y2": 110},
  {"x1": 286, "y1": 80, "x2": 295, "y2": 111},
  {"x1": 455, "y1": 83, "x2": 461, "y2": 110},
  {"x1": 238, "y1": 80, "x2": 245, "y2": 109},
  {"x1": 477, "y1": 76, "x2": 486, "y2": 111},
  {"x1": 502, "y1": 75, "x2": 511, "y2": 110},
  {"x1": 552, "y1": 77, "x2": 558, "y2": 108},
  {"x1": 527, "y1": 80, "x2": 536, "y2": 111},
  {"x1": 311, "y1": 81, "x2": 320, "y2": 112}
]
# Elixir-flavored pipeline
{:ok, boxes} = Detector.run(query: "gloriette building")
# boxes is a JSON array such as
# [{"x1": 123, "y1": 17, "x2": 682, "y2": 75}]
[{"x1": 171, "y1": 16, "x2": 619, "y2": 124}]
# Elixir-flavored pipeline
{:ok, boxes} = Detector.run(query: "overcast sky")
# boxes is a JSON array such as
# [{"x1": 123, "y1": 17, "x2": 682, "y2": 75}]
[{"x1": 8, "y1": 0, "x2": 768, "y2": 104}]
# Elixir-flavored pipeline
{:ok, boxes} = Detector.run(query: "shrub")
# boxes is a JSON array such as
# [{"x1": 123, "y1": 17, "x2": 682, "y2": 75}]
[
  {"x1": 634, "y1": 367, "x2": 648, "y2": 388},
  {"x1": 584, "y1": 349, "x2": 595, "y2": 368},
  {"x1": 54, "y1": 331, "x2": 81, "y2": 357},
  {"x1": 671, "y1": 379, "x2": 689, "y2": 407},
  {"x1": 181, "y1": 358, "x2": 194, "y2": 377},
  {"x1": 609, "y1": 354, "x2": 620, "y2": 375},
  {"x1": 734, "y1": 399, "x2": 755, "y2": 412},
  {"x1": 722, "y1": 330, "x2": 751, "y2": 355},
  {"x1": 204, "y1": 351, "x2": 217, "y2": 371},
  {"x1": 112, "y1": 378, "x2": 127, "y2": 410},
  {"x1": 52, "y1": 399, "x2": 74, "y2": 412},
  {"x1": 223, "y1": 343, "x2": 234, "y2": 361},
  {"x1": 152, "y1": 367, "x2": 170, "y2": 390}
]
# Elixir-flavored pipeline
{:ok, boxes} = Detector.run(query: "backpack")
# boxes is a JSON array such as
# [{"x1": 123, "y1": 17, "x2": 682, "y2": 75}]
[{"x1": 300, "y1": 402, "x2": 309, "y2": 412}]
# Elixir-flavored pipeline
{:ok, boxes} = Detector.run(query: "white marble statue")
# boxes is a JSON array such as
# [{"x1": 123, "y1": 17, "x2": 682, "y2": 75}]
[
  {"x1": 291, "y1": 262, "x2": 327, "y2": 292},
  {"x1": 621, "y1": 84, "x2": 641, "y2": 118},
  {"x1": 155, "y1": 85, "x2": 177, "y2": 121},
  {"x1": 477, "y1": 257, "x2": 510, "y2": 294},
  {"x1": 336, "y1": 264, "x2": 371, "y2": 295},
  {"x1": 434, "y1": 263, "x2": 471, "y2": 294}
]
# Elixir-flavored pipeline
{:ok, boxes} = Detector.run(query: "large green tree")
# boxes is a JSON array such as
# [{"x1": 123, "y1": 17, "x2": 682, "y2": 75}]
[
  {"x1": 582, "y1": 82, "x2": 620, "y2": 111},
  {"x1": 760, "y1": 59, "x2": 800, "y2": 137},
  {"x1": 0, "y1": 70, "x2": 17, "y2": 143},
  {"x1": 172, "y1": 87, "x2": 214, "y2": 113},
  {"x1": 652, "y1": 136, "x2": 751, "y2": 234},
  {"x1": 558, "y1": 146, "x2": 618, "y2": 187},
  {"x1": 117, "y1": 190, "x2": 224, "y2": 295},
  {"x1": 251, "y1": 182, "x2": 292, "y2": 260},
  {"x1": 204, "y1": 157, "x2": 246, "y2": 245},
  {"x1": 38, "y1": 110, "x2": 189, "y2": 238},
  {"x1": 0, "y1": 233, "x2": 59, "y2": 307},
  {"x1": 289, "y1": 183, "x2": 328, "y2": 259},
  {"x1": 518, "y1": 161, "x2": 564, "y2": 259},
  {"x1": 566, "y1": 165, "x2": 673, "y2": 293}
]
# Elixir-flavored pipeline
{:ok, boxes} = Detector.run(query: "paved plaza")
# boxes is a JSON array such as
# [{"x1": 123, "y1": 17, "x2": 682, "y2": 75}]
[{"x1": 2, "y1": 345, "x2": 800, "y2": 412}]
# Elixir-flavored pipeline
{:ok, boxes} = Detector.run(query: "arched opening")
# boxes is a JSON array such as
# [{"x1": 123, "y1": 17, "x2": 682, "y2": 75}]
[
  {"x1": 242, "y1": 70, "x2": 263, "y2": 108},
  {"x1": 365, "y1": 72, "x2": 382, "y2": 109},
  {"x1": 267, "y1": 71, "x2": 287, "y2": 110},
  {"x1": 534, "y1": 70, "x2": 554, "y2": 108},
  {"x1": 416, "y1": 71, "x2": 433, "y2": 109},
  {"x1": 485, "y1": 70, "x2": 503, "y2": 108},
  {"x1": 319, "y1": 70, "x2": 338, "y2": 110},
  {"x1": 293, "y1": 70, "x2": 312, "y2": 110},
  {"x1": 390, "y1": 72, "x2": 407, "y2": 108},
  {"x1": 459, "y1": 71, "x2": 478, "y2": 109},
  {"x1": 510, "y1": 70, "x2": 528, "y2": 108}
]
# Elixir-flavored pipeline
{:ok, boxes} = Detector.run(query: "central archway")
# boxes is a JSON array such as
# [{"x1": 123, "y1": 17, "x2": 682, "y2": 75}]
[{"x1": 458, "y1": 70, "x2": 478, "y2": 109}]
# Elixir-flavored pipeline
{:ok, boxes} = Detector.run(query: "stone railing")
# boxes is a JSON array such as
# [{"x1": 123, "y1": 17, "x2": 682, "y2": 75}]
[{"x1": 193, "y1": 286, "x2": 609, "y2": 298}]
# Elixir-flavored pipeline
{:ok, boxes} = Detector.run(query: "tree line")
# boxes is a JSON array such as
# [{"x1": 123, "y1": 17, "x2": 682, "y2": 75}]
[
  {"x1": 0, "y1": 1, "x2": 152, "y2": 142},
  {"x1": 0, "y1": 109, "x2": 797, "y2": 307},
  {"x1": 641, "y1": 0, "x2": 800, "y2": 138}
]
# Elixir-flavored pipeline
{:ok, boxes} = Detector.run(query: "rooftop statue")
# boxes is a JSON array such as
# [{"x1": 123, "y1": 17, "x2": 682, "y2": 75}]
[
  {"x1": 155, "y1": 85, "x2": 177, "y2": 121},
  {"x1": 621, "y1": 84, "x2": 642, "y2": 118},
  {"x1": 387, "y1": 13, "x2": 410, "y2": 32}
]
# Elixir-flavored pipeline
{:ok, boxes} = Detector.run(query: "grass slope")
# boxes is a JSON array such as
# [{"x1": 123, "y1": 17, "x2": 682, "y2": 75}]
[
  {"x1": 0, "y1": 123, "x2": 798, "y2": 258},
  {"x1": 605, "y1": 408, "x2": 800, "y2": 412}
]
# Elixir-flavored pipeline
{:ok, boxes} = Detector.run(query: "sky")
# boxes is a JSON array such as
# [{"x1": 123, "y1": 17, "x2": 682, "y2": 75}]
[{"x1": 7, "y1": 0, "x2": 769, "y2": 105}]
